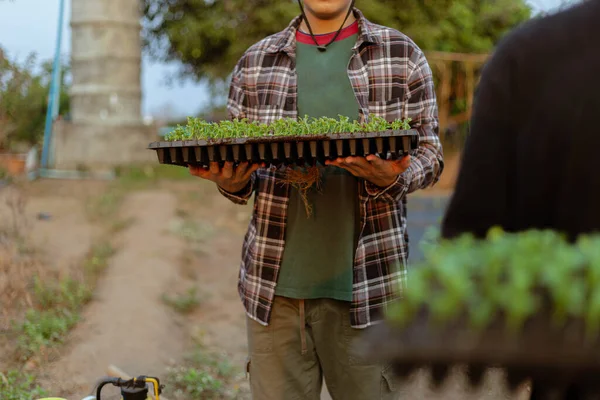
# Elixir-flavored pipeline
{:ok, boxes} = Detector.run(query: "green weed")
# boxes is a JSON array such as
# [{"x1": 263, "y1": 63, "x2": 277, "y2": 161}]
[
  {"x1": 83, "y1": 241, "x2": 116, "y2": 278},
  {"x1": 162, "y1": 288, "x2": 201, "y2": 314},
  {"x1": 109, "y1": 217, "x2": 135, "y2": 234},
  {"x1": 16, "y1": 275, "x2": 93, "y2": 360},
  {"x1": 33, "y1": 276, "x2": 91, "y2": 311},
  {"x1": 16, "y1": 308, "x2": 80, "y2": 361},
  {"x1": 86, "y1": 189, "x2": 125, "y2": 222},
  {"x1": 13, "y1": 240, "x2": 115, "y2": 362},
  {"x1": 0, "y1": 370, "x2": 47, "y2": 400},
  {"x1": 170, "y1": 219, "x2": 214, "y2": 244},
  {"x1": 167, "y1": 345, "x2": 246, "y2": 400}
]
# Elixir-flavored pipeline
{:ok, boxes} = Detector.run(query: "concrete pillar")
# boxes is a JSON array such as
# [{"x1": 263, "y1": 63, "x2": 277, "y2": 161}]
[
  {"x1": 52, "y1": 0, "x2": 156, "y2": 171},
  {"x1": 70, "y1": 0, "x2": 142, "y2": 125}
]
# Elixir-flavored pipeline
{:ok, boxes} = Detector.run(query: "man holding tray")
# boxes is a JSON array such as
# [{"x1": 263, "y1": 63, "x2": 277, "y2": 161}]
[{"x1": 189, "y1": 1, "x2": 444, "y2": 398}]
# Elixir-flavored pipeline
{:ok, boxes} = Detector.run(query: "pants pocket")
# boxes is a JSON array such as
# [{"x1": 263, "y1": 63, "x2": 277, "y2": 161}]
[{"x1": 246, "y1": 316, "x2": 274, "y2": 354}]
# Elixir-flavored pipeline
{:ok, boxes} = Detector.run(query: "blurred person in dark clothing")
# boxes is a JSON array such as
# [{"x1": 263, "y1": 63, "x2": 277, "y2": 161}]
[{"x1": 441, "y1": 0, "x2": 600, "y2": 241}]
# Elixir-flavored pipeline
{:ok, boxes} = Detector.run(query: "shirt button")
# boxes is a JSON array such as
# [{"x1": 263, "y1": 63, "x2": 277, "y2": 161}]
[{"x1": 286, "y1": 98, "x2": 294, "y2": 105}]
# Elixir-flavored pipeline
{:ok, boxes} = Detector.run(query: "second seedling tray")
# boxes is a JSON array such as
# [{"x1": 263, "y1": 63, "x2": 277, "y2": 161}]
[
  {"x1": 148, "y1": 129, "x2": 419, "y2": 167},
  {"x1": 359, "y1": 308, "x2": 600, "y2": 396}
]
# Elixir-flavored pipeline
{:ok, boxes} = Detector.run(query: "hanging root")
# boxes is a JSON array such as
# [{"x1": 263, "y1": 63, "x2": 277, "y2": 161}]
[{"x1": 280, "y1": 165, "x2": 322, "y2": 217}]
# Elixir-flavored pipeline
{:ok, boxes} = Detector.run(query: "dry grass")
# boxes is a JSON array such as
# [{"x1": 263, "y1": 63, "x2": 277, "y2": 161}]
[
  {"x1": 0, "y1": 187, "x2": 46, "y2": 323},
  {"x1": 0, "y1": 246, "x2": 45, "y2": 320}
]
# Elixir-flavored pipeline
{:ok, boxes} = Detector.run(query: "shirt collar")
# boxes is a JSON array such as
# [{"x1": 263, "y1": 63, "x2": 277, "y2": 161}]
[{"x1": 265, "y1": 8, "x2": 383, "y2": 54}]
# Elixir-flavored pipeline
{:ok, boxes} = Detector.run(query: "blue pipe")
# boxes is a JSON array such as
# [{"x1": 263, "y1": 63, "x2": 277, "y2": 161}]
[{"x1": 41, "y1": 0, "x2": 66, "y2": 169}]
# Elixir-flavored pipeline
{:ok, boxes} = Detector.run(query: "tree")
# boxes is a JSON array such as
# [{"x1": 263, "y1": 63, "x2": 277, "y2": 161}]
[
  {"x1": 142, "y1": 0, "x2": 532, "y2": 83},
  {"x1": 0, "y1": 47, "x2": 70, "y2": 150}
]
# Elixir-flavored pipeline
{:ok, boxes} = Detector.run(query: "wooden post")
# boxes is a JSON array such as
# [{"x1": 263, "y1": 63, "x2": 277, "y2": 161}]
[
  {"x1": 465, "y1": 62, "x2": 475, "y2": 120},
  {"x1": 424, "y1": 51, "x2": 489, "y2": 139},
  {"x1": 456, "y1": 62, "x2": 465, "y2": 101},
  {"x1": 437, "y1": 61, "x2": 451, "y2": 138}
]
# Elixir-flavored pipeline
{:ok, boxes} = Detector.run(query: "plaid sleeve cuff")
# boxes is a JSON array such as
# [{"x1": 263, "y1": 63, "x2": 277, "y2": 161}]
[
  {"x1": 217, "y1": 180, "x2": 253, "y2": 205},
  {"x1": 365, "y1": 166, "x2": 413, "y2": 201}
]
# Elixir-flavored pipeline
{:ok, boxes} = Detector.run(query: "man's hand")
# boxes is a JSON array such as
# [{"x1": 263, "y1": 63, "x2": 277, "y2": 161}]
[
  {"x1": 325, "y1": 155, "x2": 411, "y2": 188},
  {"x1": 189, "y1": 161, "x2": 261, "y2": 193}
]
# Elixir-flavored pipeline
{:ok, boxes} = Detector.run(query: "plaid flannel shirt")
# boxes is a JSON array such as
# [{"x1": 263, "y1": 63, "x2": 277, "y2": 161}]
[{"x1": 219, "y1": 8, "x2": 444, "y2": 328}]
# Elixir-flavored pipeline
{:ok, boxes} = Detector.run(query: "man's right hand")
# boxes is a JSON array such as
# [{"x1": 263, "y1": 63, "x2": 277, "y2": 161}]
[{"x1": 189, "y1": 161, "x2": 261, "y2": 194}]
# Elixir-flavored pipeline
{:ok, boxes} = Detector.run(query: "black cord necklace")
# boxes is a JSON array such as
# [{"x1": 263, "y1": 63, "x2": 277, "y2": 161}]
[{"x1": 297, "y1": 0, "x2": 356, "y2": 52}]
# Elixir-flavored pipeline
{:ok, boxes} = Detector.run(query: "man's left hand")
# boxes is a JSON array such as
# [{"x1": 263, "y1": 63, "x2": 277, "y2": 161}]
[{"x1": 325, "y1": 155, "x2": 411, "y2": 188}]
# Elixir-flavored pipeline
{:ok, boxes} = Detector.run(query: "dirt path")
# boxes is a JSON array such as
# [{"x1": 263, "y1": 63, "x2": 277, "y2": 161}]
[
  {"x1": 0, "y1": 189, "x2": 94, "y2": 270},
  {"x1": 26, "y1": 195, "x2": 95, "y2": 271},
  {"x1": 39, "y1": 190, "x2": 189, "y2": 398}
]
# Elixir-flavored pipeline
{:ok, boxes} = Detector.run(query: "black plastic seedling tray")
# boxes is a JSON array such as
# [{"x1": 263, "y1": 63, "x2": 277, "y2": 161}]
[
  {"x1": 360, "y1": 308, "x2": 600, "y2": 399},
  {"x1": 148, "y1": 129, "x2": 419, "y2": 167}
]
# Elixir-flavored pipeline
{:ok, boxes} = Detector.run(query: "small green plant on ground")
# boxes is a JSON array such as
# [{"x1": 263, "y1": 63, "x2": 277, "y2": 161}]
[
  {"x1": 165, "y1": 115, "x2": 412, "y2": 141},
  {"x1": 12, "y1": 240, "x2": 115, "y2": 362},
  {"x1": 167, "y1": 345, "x2": 248, "y2": 400},
  {"x1": 83, "y1": 241, "x2": 116, "y2": 279},
  {"x1": 86, "y1": 188, "x2": 125, "y2": 223},
  {"x1": 15, "y1": 274, "x2": 97, "y2": 361},
  {"x1": 387, "y1": 227, "x2": 600, "y2": 336},
  {"x1": 108, "y1": 217, "x2": 135, "y2": 235},
  {"x1": 169, "y1": 218, "x2": 215, "y2": 257},
  {"x1": 33, "y1": 276, "x2": 91, "y2": 311},
  {"x1": 162, "y1": 287, "x2": 201, "y2": 314},
  {"x1": 0, "y1": 369, "x2": 48, "y2": 400},
  {"x1": 170, "y1": 218, "x2": 214, "y2": 243},
  {"x1": 16, "y1": 307, "x2": 81, "y2": 361}
]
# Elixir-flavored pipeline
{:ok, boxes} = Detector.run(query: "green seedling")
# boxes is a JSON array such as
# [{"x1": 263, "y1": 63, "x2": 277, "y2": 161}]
[
  {"x1": 386, "y1": 227, "x2": 600, "y2": 336},
  {"x1": 164, "y1": 115, "x2": 413, "y2": 141}
]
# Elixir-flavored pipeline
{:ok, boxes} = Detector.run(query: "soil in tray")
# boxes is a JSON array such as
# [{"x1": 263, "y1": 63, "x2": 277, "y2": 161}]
[{"x1": 149, "y1": 131, "x2": 418, "y2": 168}]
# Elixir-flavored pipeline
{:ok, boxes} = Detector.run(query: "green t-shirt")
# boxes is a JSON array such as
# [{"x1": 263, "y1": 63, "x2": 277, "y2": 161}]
[{"x1": 275, "y1": 26, "x2": 360, "y2": 301}]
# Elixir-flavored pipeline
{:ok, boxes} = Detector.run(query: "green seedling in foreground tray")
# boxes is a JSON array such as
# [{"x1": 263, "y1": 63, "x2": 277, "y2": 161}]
[
  {"x1": 164, "y1": 115, "x2": 413, "y2": 141},
  {"x1": 386, "y1": 227, "x2": 600, "y2": 337}
]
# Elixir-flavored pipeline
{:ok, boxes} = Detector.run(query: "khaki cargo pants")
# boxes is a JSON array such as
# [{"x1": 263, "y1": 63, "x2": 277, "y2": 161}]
[{"x1": 245, "y1": 296, "x2": 399, "y2": 400}]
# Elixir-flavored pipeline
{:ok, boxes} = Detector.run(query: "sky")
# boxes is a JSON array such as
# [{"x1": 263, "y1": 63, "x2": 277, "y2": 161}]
[{"x1": 0, "y1": 0, "x2": 565, "y2": 120}]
